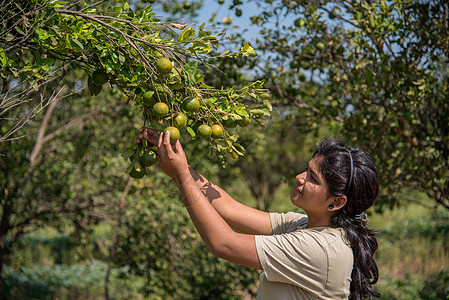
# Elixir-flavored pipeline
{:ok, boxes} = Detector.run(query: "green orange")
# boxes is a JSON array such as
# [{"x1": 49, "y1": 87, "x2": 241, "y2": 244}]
[
  {"x1": 197, "y1": 124, "x2": 212, "y2": 138},
  {"x1": 129, "y1": 163, "x2": 147, "y2": 179},
  {"x1": 164, "y1": 126, "x2": 180, "y2": 144},
  {"x1": 173, "y1": 113, "x2": 187, "y2": 129},
  {"x1": 155, "y1": 57, "x2": 173, "y2": 75},
  {"x1": 316, "y1": 42, "x2": 325, "y2": 51},
  {"x1": 140, "y1": 150, "x2": 157, "y2": 167},
  {"x1": 211, "y1": 124, "x2": 223, "y2": 139},
  {"x1": 182, "y1": 96, "x2": 200, "y2": 113},
  {"x1": 153, "y1": 102, "x2": 169, "y2": 118}
]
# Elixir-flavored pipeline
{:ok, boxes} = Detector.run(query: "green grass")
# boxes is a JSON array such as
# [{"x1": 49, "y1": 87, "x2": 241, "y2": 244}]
[{"x1": 368, "y1": 195, "x2": 449, "y2": 299}]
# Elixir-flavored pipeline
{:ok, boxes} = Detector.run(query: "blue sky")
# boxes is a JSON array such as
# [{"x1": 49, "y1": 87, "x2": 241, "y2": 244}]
[{"x1": 196, "y1": 1, "x2": 268, "y2": 43}]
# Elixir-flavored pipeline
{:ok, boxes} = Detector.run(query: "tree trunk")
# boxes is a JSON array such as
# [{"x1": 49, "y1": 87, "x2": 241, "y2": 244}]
[
  {"x1": 0, "y1": 248, "x2": 5, "y2": 300},
  {"x1": 104, "y1": 178, "x2": 133, "y2": 300}
]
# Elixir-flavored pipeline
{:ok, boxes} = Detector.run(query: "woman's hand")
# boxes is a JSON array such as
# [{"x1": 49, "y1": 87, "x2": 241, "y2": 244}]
[{"x1": 137, "y1": 127, "x2": 189, "y2": 180}]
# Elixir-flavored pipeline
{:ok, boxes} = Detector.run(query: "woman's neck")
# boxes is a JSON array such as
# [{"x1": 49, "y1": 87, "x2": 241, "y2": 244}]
[{"x1": 306, "y1": 214, "x2": 331, "y2": 228}]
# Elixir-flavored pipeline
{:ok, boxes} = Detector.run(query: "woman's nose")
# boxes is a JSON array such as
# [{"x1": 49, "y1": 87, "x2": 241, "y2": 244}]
[{"x1": 296, "y1": 173, "x2": 306, "y2": 184}]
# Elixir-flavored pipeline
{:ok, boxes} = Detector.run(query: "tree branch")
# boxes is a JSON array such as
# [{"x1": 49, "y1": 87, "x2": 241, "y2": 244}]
[
  {"x1": 29, "y1": 86, "x2": 66, "y2": 166},
  {"x1": 0, "y1": 68, "x2": 67, "y2": 144}
]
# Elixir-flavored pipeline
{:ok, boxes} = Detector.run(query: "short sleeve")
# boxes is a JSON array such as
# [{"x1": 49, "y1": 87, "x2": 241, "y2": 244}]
[
  {"x1": 255, "y1": 231, "x2": 328, "y2": 296},
  {"x1": 270, "y1": 212, "x2": 308, "y2": 234}
]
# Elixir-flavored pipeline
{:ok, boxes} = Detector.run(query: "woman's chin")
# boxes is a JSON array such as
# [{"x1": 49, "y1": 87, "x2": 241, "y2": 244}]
[{"x1": 290, "y1": 193, "x2": 300, "y2": 206}]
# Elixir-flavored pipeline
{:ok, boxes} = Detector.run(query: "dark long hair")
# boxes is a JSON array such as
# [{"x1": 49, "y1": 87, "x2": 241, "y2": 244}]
[{"x1": 314, "y1": 139, "x2": 381, "y2": 300}]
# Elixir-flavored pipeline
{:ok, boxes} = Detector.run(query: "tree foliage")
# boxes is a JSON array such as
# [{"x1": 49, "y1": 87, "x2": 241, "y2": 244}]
[
  {"x1": 113, "y1": 172, "x2": 258, "y2": 299},
  {"x1": 225, "y1": 109, "x2": 320, "y2": 211},
  {"x1": 0, "y1": 0, "x2": 269, "y2": 163}
]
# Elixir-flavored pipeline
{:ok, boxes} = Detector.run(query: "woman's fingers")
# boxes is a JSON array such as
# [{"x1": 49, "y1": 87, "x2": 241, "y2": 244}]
[
  {"x1": 135, "y1": 127, "x2": 161, "y2": 146},
  {"x1": 143, "y1": 127, "x2": 160, "y2": 136},
  {"x1": 157, "y1": 130, "x2": 164, "y2": 149},
  {"x1": 162, "y1": 131, "x2": 175, "y2": 155},
  {"x1": 174, "y1": 139, "x2": 185, "y2": 157},
  {"x1": 136, "y1": 128, "x2": 184, "y2": 160}
]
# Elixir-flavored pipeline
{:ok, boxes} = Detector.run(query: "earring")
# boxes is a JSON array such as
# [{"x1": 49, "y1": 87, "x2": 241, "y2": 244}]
[{"x1": 329, "y1": 204, "x2": 334, "y2": 210}]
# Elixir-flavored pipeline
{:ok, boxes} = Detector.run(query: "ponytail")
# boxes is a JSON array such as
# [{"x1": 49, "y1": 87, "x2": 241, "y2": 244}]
[
  {"x1": 331, "y1": 215, "x2": 380, "y2": 300},
  {"x1": 315, "y1": 138, "x2": 381, "y2": 299}
]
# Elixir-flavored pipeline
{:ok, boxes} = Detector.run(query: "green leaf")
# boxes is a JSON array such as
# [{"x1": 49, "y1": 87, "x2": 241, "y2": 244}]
[
  {"x1": 121, "y1": 149, "x2": 135, "y2": 158},
  {"x1": 14, "y1": 26, "x2": 25, "y2": 35},
  {"x1": 221, "y1": 50, "x2": 230, "y2": 56},
  {"x1": 241, "y1": 42, "x2": 258, "y2": 57},
  {"x1": 194, "y1": 73, "x2": 204, "y2": 84},
  {"x1": 41, "y1": 58, "x2": 55, "y2": 66},
  {"x1": 48, "y1": 0, "x2": 68, "y2": 8},
  {"x1": 186, "y1": 126, "x2": 196, "y2": 138},
  {"x1": 263, "y1": 100, "x2": 272, "y2": 112},
  {"x1": 366, "y1": 71, "x2": 374, "y2": 84},
  {"x1": 253, "y1": 80, "x2": 265, "y2": 89},
  {"x1": 231, "y1": 143, "x2": 245, "y2": 156},
  {"x1": 235, "y1": 109, "x2": 248, "y2": 116},
  {"x1": 0, "y1": 48, "x2": 7, "y2": 67},
  {"x1": 36, "y1": 29, "x2": 51, "y2": 40},
  {"x1": 184, "y1": 61, "x2": 200, "y2": 84},
  {"x1": 199, "y1": 84, "x2": 214, "y2": 89},
  {"x1": 250, "y1": 108, "x2": 270, "y2": 117},
  {"x1": 179, "y1": 27, "x2": 195, "y2": 42},
  {"x1": 113, "y1": 6, "x2": 123, "y2": 13}
]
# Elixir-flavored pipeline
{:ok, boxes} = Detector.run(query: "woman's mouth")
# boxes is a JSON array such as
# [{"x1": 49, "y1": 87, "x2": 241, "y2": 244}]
[{"x1": 294, "y1": 186, "x2": 301, "y2": 194}]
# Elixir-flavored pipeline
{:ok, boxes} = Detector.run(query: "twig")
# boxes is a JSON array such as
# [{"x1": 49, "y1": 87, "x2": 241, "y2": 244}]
[{"x1": 65, "y1": 0, "x2": 83, "y2": 10}]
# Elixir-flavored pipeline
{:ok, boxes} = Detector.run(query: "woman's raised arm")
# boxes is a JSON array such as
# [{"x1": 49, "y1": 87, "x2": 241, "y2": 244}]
[
  {"x1": 188, "y1": 167, "x2": 272, "y2": 235},
  {"x1": 138, "y1": 127, "x2": 272, "y2": 235},
  {"x1": 155, "y1": 131, "x2": 263, "y2": 269}
]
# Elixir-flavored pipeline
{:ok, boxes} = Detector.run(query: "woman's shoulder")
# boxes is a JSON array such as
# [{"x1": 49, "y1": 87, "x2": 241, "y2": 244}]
[
  {"x1": 300, "y1": 227, "x2": 351, "y2": 251},
  {"x1": 269, "y1": 211, "x2": 308, "y2": 234}
]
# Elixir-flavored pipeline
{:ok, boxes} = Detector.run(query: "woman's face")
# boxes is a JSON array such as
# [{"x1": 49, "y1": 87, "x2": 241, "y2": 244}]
[{"x1": 290, "y1": 157, "x2": 333, "y2": 214}]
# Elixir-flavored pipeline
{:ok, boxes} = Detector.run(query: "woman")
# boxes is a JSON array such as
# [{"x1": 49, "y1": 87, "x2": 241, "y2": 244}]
[{"x1": 137, "y1": 128, "x2": 381, "y2": 299}]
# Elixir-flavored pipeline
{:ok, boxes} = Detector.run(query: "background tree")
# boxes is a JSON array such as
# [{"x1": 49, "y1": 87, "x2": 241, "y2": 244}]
[
  {"x1": 214, "y1": 0, "x2": 449, "y2": 210},
  {"x1": 219, "y1": 108, "x2": 321, "y2": 211}
]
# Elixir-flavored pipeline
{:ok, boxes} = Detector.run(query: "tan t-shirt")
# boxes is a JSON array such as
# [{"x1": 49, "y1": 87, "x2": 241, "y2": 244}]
[{"x1": 255, "y1": 212, "x2": 353, "y2": 300}]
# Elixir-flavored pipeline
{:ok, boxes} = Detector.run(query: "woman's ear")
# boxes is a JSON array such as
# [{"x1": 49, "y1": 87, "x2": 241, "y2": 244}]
[{"x1": 329, "y1": 196, "x2": 347, "y2": 211}]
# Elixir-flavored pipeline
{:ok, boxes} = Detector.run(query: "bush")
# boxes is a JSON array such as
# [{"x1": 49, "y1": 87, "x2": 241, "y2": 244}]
[
  {"x1": 3, "y1": 262, "x2": 105, "y2": 299},
  {"x1": 376, "y1": 273, "x2": 424, "y2": 300}
]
